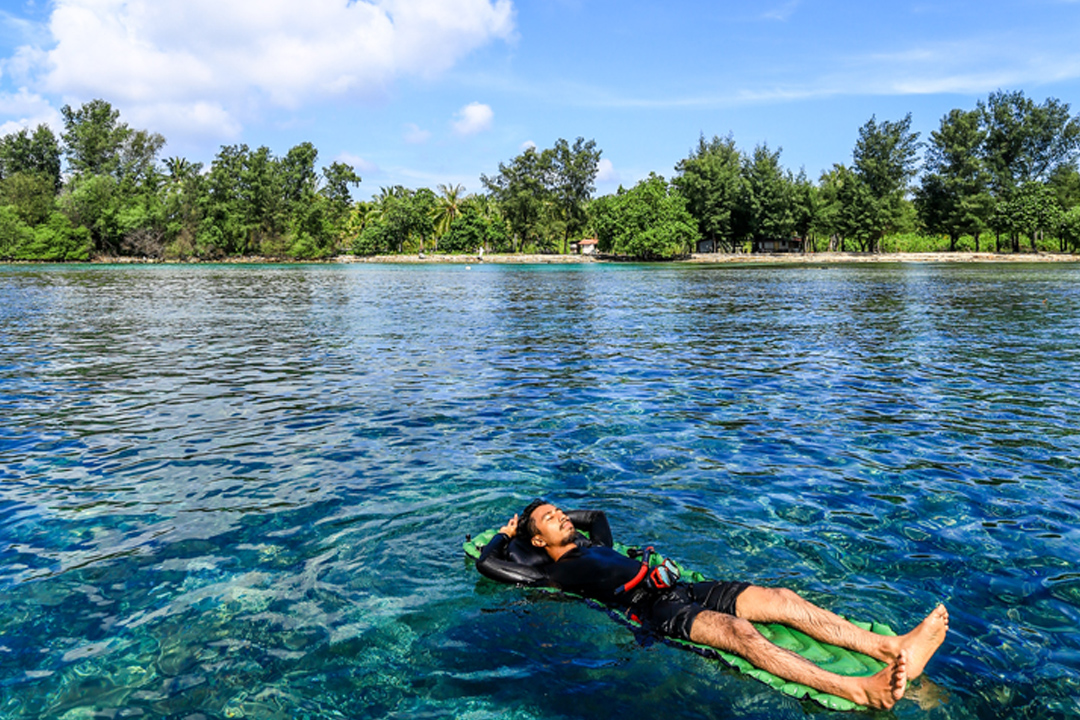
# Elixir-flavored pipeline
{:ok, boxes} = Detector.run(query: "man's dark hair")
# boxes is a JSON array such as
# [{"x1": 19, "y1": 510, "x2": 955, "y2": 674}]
[{"x1": 518, "y1": 498, "x2": 549, "y2": 542}]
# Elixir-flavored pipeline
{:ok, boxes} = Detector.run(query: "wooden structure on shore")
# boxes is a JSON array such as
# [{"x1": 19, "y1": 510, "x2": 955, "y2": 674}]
[{"x1": 696, "y1": 237, "x2": 806, "y2": 254}]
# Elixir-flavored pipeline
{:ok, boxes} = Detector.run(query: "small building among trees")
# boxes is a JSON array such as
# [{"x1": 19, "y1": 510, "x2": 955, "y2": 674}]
[
  {"x1": 752, "y1": 237, "x2": 804, "y2": 253},
  {"x1": 574, "y1": 237, "x2": 598, "y2": 254},
  {"x1": 696, "y1": 238, "x2": 720, "y2": 253}
]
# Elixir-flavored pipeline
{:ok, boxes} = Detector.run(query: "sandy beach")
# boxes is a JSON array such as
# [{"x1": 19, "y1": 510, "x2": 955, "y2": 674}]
[
  {"x1": 336, "y1": 251, "x2": 1080, "y2": 264},
  {"x1": 682, "y1": 251, "x2": 1080, "y2": 263},
  {"x1": 70, "y1": 250, "x2": 1080, "y2": 265}
]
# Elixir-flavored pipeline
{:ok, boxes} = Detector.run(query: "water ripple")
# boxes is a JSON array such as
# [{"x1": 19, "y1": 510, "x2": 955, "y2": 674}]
[{"x1": 2, "y1": 262, "x2": 1080, "y2": 719}]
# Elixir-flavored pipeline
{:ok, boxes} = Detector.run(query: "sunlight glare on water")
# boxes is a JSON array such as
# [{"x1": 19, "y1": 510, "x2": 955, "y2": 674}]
[{"x1": 1, "y1": 262, "x2": 1079, "y2": 719}]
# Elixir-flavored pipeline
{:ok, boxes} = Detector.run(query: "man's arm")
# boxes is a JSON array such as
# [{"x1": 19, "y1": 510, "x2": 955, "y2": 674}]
[
  {"x1": 566, "y1": 510, "x2": 613, "y2": 547},
  {"x1": 476, "y1": 515, "x2": 548, "y2": 585}
]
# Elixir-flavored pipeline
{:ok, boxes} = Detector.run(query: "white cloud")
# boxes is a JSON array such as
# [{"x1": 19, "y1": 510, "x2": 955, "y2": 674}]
[
  {"x1": 762, "y1": 0, "x2": 800, "y2": 21},
  {"x1": 452, "y1": 101, "x2": 493, "y2": 135},
  {"x1": 596, "y1": 157, "x2": 617, "y2": 183},
  {"x1": 0, "y1": 87, "x2": 61, "y2": 135},
  {"x1": 520, "y1": 139, "x2": 536, "y2": 151},
  {"x1": 336, "y1": 152, "x2": 380, "y2": 174},
  {"x1": 126, "y1": 101, "x2": 243, "y2": 141},
  {"x1": 386, "y1": 164, "x2": 473, "y2": 188},
  {"x1": 403, "y1": 122, "x2": 431, "y2": 144},
  {"x1": 556, "y1": 31, "x2": 1080, "y2": 111},
  {"x1": 3, "y1": 0, "x2": 514, "y2": 138}
]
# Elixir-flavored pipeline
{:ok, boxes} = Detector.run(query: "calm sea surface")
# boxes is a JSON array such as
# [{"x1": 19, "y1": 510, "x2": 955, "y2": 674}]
[{"x1": 1, "y1": 262, "x2": 1079, "y2": 719}]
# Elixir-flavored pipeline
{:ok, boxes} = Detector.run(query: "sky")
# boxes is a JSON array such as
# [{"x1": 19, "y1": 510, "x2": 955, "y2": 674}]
[{"x1": 2, "y1": 0, "x2": 1080, "y2": 199}]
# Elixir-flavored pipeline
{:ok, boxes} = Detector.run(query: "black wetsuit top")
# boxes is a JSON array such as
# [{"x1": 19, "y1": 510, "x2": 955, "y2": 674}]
[
  {"x1": 475, "y1": 510, "x2": 645, "y2": 606},
  {"x1": 475, "y1": 509, "x2": 751, "y2": 641}
]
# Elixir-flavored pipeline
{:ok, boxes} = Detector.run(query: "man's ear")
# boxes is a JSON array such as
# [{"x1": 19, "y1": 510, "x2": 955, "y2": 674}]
[{"x1": 531, "y1": 535, "x2": 546, "y2": 548}]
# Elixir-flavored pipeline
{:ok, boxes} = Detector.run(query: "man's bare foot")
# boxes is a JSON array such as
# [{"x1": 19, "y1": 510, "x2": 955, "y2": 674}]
[
  {"x1": 898, "y1": 604, "x2": 949, "y2": 679},
  {"x1": 857, "y1": 650, "x2": 908, "y2": 710}
]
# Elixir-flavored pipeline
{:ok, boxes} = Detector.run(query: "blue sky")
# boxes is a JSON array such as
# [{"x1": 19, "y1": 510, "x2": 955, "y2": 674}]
[{"x1": 2, "y1": 0, "x2": 1079, "y2": 199}]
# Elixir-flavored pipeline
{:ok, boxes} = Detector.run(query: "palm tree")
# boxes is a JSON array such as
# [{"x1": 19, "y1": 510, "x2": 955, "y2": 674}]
[
  {"x1": 164, "y1": 156, "x2": 193, "y2": 183},
  {"x1": 432, "y1": 183, "x2": 465, "y2": 252},
  {"x1": 350, "y1": 200, "x2": 378, "y2": 231}
]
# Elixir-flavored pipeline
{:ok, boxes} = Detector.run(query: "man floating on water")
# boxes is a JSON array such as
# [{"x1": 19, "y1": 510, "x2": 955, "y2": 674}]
[{"x1": 475, "y1": 500, "x2": 949, "y2": 711}]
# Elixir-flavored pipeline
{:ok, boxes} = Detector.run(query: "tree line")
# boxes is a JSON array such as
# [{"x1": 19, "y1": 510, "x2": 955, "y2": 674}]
[{"x1": 2, "y1": 92, "x2": 1079, "y2": 262}]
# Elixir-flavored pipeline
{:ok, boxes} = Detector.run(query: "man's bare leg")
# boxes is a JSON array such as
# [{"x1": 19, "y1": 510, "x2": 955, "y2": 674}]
[
  {"x1": 734, "y1": 586, "x2": 949, "y2": 679},
  {"x1": 689, "y1": 610, "x2": 908, "y2": 710}
]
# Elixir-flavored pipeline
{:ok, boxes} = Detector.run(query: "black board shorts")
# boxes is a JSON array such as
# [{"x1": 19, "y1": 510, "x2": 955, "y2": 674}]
[{"x1": 632, "y1": 581, "x2": 752, "y2": 641}]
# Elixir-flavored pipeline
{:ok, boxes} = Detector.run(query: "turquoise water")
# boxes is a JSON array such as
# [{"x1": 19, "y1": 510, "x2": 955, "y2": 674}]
[{"x1": 1, "y1": 262, "x2": 1078, "y2": 719}]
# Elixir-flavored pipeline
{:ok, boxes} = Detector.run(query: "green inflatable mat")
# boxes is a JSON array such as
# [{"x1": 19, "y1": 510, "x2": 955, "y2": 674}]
[{"x1": 464, "y1": 528, "x2": 896, "y2": 712}]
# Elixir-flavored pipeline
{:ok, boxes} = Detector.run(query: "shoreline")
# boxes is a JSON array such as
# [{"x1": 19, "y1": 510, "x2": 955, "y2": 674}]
[
  {"x1": 682, "y1": 251, "x2": 1080, "y2": 264},
  {"x1": 6, "y1": 251, "x2": 1079, "y2": 266},
  {"x1": 342, "y1": 251, "x2": 1080, "y2": 264}
]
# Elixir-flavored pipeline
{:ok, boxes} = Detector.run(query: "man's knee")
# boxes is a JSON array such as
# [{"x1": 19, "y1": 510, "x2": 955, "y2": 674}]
[
  {"x1": 690, "y1": 610, "x2": 761, "y2": 649},
  {"x1": 729, "y1": 616, "x2": 760, "y2": 643},
  {"x1": 735, "y1": 585, "x2": 803, "y2": 617},
  {"x1": 769, "y1": 587, "x2": 803, "y2": 606},
  {"x1": 734, "y1": 587, "x2": 812, "y2": 621}
]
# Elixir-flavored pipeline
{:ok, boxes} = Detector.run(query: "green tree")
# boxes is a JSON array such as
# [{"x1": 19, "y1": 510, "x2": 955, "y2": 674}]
[
  {"x1": 411, "y1": 187, "x2": 437, "y2": 253},
  {"x1": 117, "y1": 130, "x2": 167, "y2": 185},
  {"x1": 836, "y1": 168, "x2": 878, "y2": 252},
  {"x1": 345, "y1": 200, "x2": 380, "y2": 252},
  {"x1": 980, "y1": 90, "x2": 1080, "y2": 195},
  {"x1": 672, "y1": 133, "x2": 744, "y2": 252},
  {"x1": 433, "y1": 183, "x2": 466, "y2": 249},
  {"x1": 321, "y1": 161, "x2": 361, "y2": 214},
  {"x1": 439, "y1": 202, "x2": 508, "y2": 253},
  {"x1": 591, "y1": 173, "x2": 699, "y2": 259},
  {"x1": 852, "y1": 114, "x2": 921, "y2": 252},
  {"x1": 1048, "y1": 164, "x2": 1080, "y2": 212},
  {"x1": 161, "y1": 158, "x2": 205, "y2": 258},
  {"x1": 353, "y1": 208, "x2": 394, "y2": 256},
  {"x1": 61, "y1": 99, "x2": 132, "y2": 177},
  {"x1": 817, "y1": 164, "x2": 878, "y2": 252},
  {"x1": 463, "y1": 193, "x2": 511, "y2": 251},
  {"x1": 0, "y1": 171, "x2": 57, "y2": 226},
  {"x1": 201, "y1": 144, "x2": 255, "y2": 255},
  {"x1": 0, "y1": 124, "x2": 69, "y2": 260},
  {"x1": 549, "y1": 137, "x2": 601, "y2": 253},
  {"x1": 1008, "y1": 181, "x2": 1062, "y2": 251},
  {"x1": 739, "y1": 144, "x2": 795, "y2": 249},
  {"x1": 1060, "y1": 205, "x2": 1080, "y2": 252},
  {"x1": 0, "y1": 205, "x2": 34, "y2": 259},
  {"x1": 365, "y1": 186, "x2": 437, "y2": 253},
  {"x1": 281, "y1": 142, "x2": 319, "y2": 208},
  {"x1": 246, "y1": 146, "x2": 287, "y2": 251},
  {"x1": 815, "y1": 165, "x2": 844, "y2": 250},
  {"x1": 57, "y1": 100, "x2": 168, "y2": 256},
  {"x1": 915, "y1": 108, "x2": 993, "y2": 250},
  {"x1": 439, "y1": 206, "x2": 485, "y2": 253},
  {"x1": 0, "y1": 124, "x2": 62, "y2": 193},
  {"x1": 261, "y1": 143, "x2": 355, "y2": 259},
  {"x1": 276, "y1": 142, "x2": 322, "y2": 255},
  {"x1": 200, "y1": 143, "x2": 311, "y2": 256},
  {"x1": 57, "y1": 173, "x2": 123, "y2": 254},
  {"x1": 0, "y1": 206, "x2": 91, "y2": 261},
  {"x1": 115, "y1": 168, "x2": 171, "y2": 257},
  {"x1": 25, "y1": 212, "x2": 93, "y2": 260},
  {"x1": 318, "y1": 161, "x2": 361, "y2": 251},
  {"x1": 790, "y1": 170, "x2": 820, "y2": 251},
  {"x1": 481, "y1": 147, "x2": 550, "y2": 252}
]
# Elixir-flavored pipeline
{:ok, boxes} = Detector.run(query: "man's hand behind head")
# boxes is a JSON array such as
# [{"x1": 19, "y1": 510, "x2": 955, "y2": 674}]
[{"x1": 499, "y1": 514, "x2": 519, "y2": 538}]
